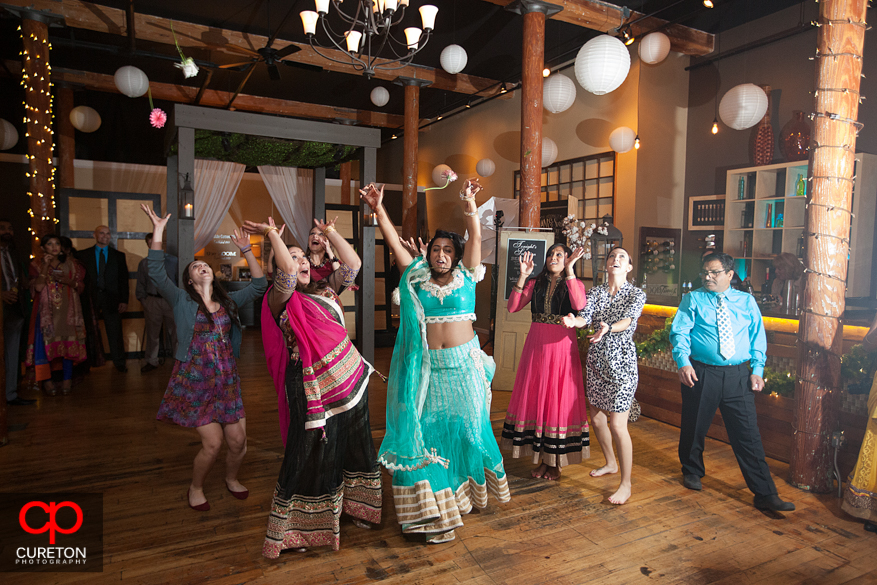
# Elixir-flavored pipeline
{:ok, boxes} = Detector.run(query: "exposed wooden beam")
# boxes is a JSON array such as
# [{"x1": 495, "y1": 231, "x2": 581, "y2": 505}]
[
  {"x1": 1, "y1": 62, "x2": 404, "y2": 128},
  {"x1": 483, "y1": 0, "x2": 714, "y2": 56},
  {"x1": 2, "y1": 0, "x2": 504, "y2": 95}
]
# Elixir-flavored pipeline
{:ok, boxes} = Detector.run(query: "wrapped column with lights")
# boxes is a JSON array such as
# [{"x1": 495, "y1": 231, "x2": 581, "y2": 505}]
[
  {"x1": 20, "y1": 18, "x2": 56, "y2": 256},
  {"x1": 790, "y1": 0, "x2": 868, "y2": 493}
]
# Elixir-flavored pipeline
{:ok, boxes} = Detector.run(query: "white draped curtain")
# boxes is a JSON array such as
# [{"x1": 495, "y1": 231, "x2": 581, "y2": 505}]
[
  {"x1": 194, "y1": 159, "x2": 246, "y2": 252},
  {"x1": 257, "y1": 166, "x2": 314, "y2": 247}
]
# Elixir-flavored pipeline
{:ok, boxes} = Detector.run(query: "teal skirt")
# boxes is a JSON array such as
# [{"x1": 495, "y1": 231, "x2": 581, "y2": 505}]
[{"x1": 391, "y1": 336, "x2": 510, "y2": 543}]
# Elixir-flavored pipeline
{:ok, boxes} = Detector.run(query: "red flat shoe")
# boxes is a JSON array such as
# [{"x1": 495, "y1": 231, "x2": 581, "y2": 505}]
[
  {"x1": 226, "y1": 484, "x2": 249, "y2": 500},
  {"x1": 187, "y1": 488, "x2": 210, "y2": 511}
]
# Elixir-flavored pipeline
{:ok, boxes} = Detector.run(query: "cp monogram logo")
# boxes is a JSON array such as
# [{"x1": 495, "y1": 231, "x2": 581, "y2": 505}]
[{"x1": 19, "y1": 501, "x2": 84, "y2": 544}]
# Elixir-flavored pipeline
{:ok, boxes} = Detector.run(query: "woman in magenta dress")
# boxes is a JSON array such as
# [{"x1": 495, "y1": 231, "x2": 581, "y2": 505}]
[{"x1": 501, "y1": 244, "x2": 589, "y2": 480}]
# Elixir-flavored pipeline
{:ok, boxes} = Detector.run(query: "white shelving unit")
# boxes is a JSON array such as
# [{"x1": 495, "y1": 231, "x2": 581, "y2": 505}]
[{"x1": 723, "y1": 154, "x2": 877, "y2": 296}]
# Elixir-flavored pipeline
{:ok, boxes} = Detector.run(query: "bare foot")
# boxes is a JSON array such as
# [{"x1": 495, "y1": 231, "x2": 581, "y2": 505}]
[
  {"x1": 544, "y1": 466, "x2": 561, "y2": 481},
  {"x1": 531, "y1": 463, "x2": 548, "y2": 479},
  {"x1": 188, "y1": 486, "x2": 208, "y2": 507},
  {"x1": 590, "y1": 464, "x2": 619, "y2": 477},
  {"x1": 608, "y1": 483, "x2": 631, "y2": 505},
  {"x1": 225, "y1": 478, "x2": 247, "y2": 493}
]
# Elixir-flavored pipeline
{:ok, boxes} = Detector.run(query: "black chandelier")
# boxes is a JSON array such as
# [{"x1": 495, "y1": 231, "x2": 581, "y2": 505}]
[{"x1": 300, "y1": 0, "x2": 438, "y2": 78}]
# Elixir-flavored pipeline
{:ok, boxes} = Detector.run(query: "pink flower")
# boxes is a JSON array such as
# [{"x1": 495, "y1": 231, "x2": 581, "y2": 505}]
[
  {"x1": 442, "y1": 169, "x2": 458, "y2": 183},
  {"x1": 149, "y1": 108, "x2": 167, "y2": 129}
]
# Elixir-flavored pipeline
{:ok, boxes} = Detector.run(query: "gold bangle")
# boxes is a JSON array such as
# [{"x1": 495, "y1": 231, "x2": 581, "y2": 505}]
[
  {"x1": 512, "y1": 284, "x2": 524, "y2": 293},
  {"x1": 463, "y1": 210, "x2": 478, "y2": 217},
  {"x1": 565, "y1": 275, "x2": 576, "y2": 281},
  {"x1": 323, "y1": 225, "x2": 337, "y2": 236},
  {"x1": 263, "y1": 226, "x2": 279, "y2": 236}
]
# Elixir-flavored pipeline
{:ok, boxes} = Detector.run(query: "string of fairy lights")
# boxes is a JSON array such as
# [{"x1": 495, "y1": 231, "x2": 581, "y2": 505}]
[{"x1": 19, "y1": 21, "x2": 58, "y2": 258}]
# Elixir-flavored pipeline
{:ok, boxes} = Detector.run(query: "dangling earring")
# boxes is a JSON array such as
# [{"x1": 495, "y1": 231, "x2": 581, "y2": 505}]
[{"x1": 188, "y1": 280, "x2": 193, "y2": 285}]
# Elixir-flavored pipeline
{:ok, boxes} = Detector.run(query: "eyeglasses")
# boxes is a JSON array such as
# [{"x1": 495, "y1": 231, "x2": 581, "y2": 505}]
[{"x1": 699, "y1": 269, "x2": 728, "y2": 279}]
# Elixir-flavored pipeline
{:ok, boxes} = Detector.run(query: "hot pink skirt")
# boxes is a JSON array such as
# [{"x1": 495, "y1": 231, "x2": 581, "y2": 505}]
[{"x1": 500, "y1": 322, "x2": 590, "y2": 467}]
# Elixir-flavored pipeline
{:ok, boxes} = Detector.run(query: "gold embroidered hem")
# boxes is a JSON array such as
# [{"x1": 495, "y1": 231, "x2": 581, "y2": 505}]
[
  {"x1": 500, "y1": 438, "x2": 588, "y2": 467},
  {"x1": 393, "y1": 470, "x2": 511, "y2": 542}
]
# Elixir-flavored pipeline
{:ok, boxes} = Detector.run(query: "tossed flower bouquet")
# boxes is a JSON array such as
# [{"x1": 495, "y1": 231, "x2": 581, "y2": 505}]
[{"x1": 561, "y1": 214, "x2": 606, "y2": 260}]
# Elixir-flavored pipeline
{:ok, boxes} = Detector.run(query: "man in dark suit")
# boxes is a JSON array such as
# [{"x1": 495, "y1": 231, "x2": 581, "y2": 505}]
[
  {"x1": 0, "y1": 218, "x2": 34, "y2": 405},
  {"x1": 77, "y1": 225, "x2": 129, "y2": 372}
]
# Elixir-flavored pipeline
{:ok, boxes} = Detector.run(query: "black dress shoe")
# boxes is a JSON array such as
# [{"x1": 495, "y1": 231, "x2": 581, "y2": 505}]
[
  {"x1": 7, "y1": 397, "x2": 36, "y2": 406},
  {"x1": 140, "y1": 363, "x2": 158, "y2": 374},
  {"x1": 114, "y1": 362, "x2": 128, "y2": 373},
  {"x1": 682, "y1": 474, "x2": 702, "y2": 491},
  {"x1": 864, "y1": 521, "x2": 876, "y2": 533},
  {"x1": 754, "y1": 494, "x2": 795, "y2": 512}
]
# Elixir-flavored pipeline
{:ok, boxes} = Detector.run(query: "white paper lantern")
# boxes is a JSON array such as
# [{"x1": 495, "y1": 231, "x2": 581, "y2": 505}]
[
  {"x1": 432, "y1": 163, "x2": 453, "y2": 187},
  {"x1": 543, "y1": 74, "x2": 576, "y2": 114},
  {"x1": 476, "y1": 158, "x2": 495, "y2": 177},
  {"x1": 114, "y1": 66, "x2": 149, "y2": 98},
  {"x1": 574, "y1": 35, "x2": 631, "y2": 96},
  {"x1": 0, "y1": 119, "x2": 19, "y2": 150},
  {"x1": 719, "y1": 83, "x2": 768, "y2": 130},
  {"x1": 542, "y1": 138, "x2": 558, "y2": 167},
  {"x1": 370, "y1": 86, "x2": 390, "y2": 107},
  {"x1": 70, "y1": 106, "x2": 102, "y2": 133},
  {"x1": 638, "y1": 32, "x2": 671, "y2": 65},
  {"x1": 440, "y1": 44, "x2": 468, "y2": 75},
  {"x1": 609, "y1": 126, "x2": 636, "y2": 153}
]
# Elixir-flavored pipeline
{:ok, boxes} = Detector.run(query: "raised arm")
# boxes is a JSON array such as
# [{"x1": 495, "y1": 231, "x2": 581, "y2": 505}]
[
  {"x1": 360, "y1": 183, "x2": 414, "y2": 270},
  {"x1": 315, "y1": 217, "x2": 361, "y2": 294},
  {"x1": 243, "y1": 218, "x2": 293, "y2": 318},
  {"x1": 460, "y1": 179, "x2": 483, "y2": 269},
  {"x1": 564, "y1": 247, "x2": 587, "y2": 311},
  {"x1": 139, "y1": 204, "x2": 182, "y2": 302},
  {"x1": 230, "y1": 227, "x2": 264, "y2": 279},
  {"x1": 508, "y1": 251, "x2": 535, "y2": 313}
]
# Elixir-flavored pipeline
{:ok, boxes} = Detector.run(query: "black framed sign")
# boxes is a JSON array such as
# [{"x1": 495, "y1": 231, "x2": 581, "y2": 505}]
[{"x1": 504, "y1": 237, "x2": 547, "y2": 300}]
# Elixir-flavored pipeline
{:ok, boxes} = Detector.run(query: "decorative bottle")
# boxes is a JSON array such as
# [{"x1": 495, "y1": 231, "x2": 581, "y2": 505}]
[
  {"x1": 766, "y1": 203, "x2": 773, "y2": 228},
  {"x1": 795, "y1": 174, "x2": 806, "y2": 197},
  {"x1": 738, "y1": 176, "x2": 746, "y2": 200},
  {"x1": 753, "y1": 86, "x2": 774, "y2": 166}
]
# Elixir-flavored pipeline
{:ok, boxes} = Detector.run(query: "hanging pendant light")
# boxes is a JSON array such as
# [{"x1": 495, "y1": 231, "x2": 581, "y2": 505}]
[{"x1": 574, "y1": 35, "x2": 631, "y2": 96}]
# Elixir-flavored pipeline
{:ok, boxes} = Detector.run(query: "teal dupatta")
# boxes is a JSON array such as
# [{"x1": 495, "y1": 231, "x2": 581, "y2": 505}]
[{"x1": 378, "y1": 257, "x2": 450, "y2": 472}]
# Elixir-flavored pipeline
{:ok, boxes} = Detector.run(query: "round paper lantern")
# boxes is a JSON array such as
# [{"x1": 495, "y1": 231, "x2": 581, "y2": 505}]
[
  {"x1": 432, "y1": 163, "x2": 453, "y2": 187},
  {"x1": 574, "y1": 35, "x2": 631, "y2": 96},
  {"x1": 542, "y1": 138, "x2": 558, "y2": 167},
  {"x1": 476, "y1": 158, "x2": 496, "y2": 178},
  {"x1": 114, "y1": 66, "x2": 149, "y2": 98},
  {"x1": 440, "y1": 44, "x2": 468, "y2": 74},
  {"x1": 638, "y1": 32, "x2": 671, "y2": 65},
  {"x1": 609, "y1": 126, "x2": 636, "y2": 153},
  {"x1": 719, "y1": 84, "x2": 768, "y2": 130},
  {"x1": 370, "y1": 86, "x2": 390, "y2": 108},
  {"x1": 543, "y1": 74, "x2": 576, "y2": 114},
  {"x1": 0, "y1": 119, "x2": 19, "y2": 150},
  {"x1": 70, "y1": 106, "x2": 102, "y2": 133}
]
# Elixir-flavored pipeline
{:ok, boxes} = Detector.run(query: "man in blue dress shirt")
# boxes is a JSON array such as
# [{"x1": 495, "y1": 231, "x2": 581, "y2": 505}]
[{"x1": 670, "y1": 252, "x2": 795, "y2": 513}]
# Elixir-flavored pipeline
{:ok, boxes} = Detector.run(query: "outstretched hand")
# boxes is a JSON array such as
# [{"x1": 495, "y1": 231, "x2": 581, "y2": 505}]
[
  {"x1": 313, "y1": 216, "x2": 338, "y2": 233},
  {"x1": 565, "y1": 247, "x2": 585, "y2": 272},
  {"x1": 589, "y1": 321, "x2": 610, "y2": 343},
  {"x1": 359, "y1": 183, "x2": 384, "y2": 212},
  {"x1": 561, "y1": 313, "x2": 578, "y2": 329},
  {"x1": 518, "y1": 251, "x2": 535, "y2": 278},
  {"x1": 230, "y1": 228, "x2": 250, "y2": 251},
  {"x1": 242, "y1": 217, "x2": 285, "y2": 238},
  {"x1": 140, "y1": 203, "x2": 170, "y2": 230},
  {"x1": 461, "y1": 178, "x2": 483, "y2": 199},
  {"x1": 400, "y1": 236, "x2": 427, "y2": 258}
]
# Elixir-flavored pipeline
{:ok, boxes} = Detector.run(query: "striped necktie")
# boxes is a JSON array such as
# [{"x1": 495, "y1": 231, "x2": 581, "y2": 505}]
[{"x1": 716, "y1": 292, "x2": 736, "y2": 359}]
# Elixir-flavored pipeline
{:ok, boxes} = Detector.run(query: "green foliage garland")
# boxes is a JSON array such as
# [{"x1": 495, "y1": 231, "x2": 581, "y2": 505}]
[
  {"x1": 172, "y1": 131, "x2": 359, "y2": 168},
  {"x1": 636, "y1": 318, "x2": 673, "y2": 359}
]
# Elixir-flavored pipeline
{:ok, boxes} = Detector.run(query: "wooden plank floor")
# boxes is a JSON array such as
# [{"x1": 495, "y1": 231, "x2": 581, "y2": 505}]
[{"x1": 2, "y1": 330, "x2": 875, "y2": 584}]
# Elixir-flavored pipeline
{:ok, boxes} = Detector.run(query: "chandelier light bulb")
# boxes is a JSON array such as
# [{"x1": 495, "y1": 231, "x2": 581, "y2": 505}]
[
  {"x1": 314, "y1": 0, "x2": 329, "y2": 14},
  {"x1": 300, "y1": 11, "x2": 319, "y2": 36},
  {"x1": 385, "y1": 0, "x2": 398, "y2": 11},
  {"x1": 346, "y1": 30, "x2": 362, "y2": 52},
  {"x1": 704, "y1": 0, "x2": 714, "y2": 8},
  {"x1": 712, "y1": 119, "x2": 719, "y2": 134},
  {"x1": 419, "y1": 5, "x2": 438, "y2": 31},
  {"x1": 405, "y1": 27, "x2": 422, "y2": 50},
  {"x1": 543, "y1": 68, "x2": 550, "y2": 77}
]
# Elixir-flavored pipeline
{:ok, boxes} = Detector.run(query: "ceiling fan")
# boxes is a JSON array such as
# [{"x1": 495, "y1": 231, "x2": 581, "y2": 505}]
[{"x1": 216, "y1": 2, "x2": 311, "y2": 107}]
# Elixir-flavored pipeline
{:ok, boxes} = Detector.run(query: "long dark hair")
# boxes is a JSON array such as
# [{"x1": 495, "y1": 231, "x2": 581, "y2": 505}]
[
  {"x1": 532, "y1": 243, "x2": 572, "y2": 305},
  {"x1": 182, "y1": 261, "x2": 240, "y2": 328},
  {"x1": 39, "y1": 233, "x2": 66, "y2": 264},
  {"x1": 427, "y1": 230, "x2": 465, "y2": 279}
]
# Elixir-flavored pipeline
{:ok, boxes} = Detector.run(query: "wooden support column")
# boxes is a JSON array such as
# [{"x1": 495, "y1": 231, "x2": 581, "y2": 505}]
[
  {"x1": 21, "y1": 17, "x2": 56, "y2": 255},
  {"x1": 340, "y1": 161, "x2": 352, "y2": 205},
  {"x1": 791, "y1": 0, "x2": 867, "y2": 492},
  {"x1": 56, "y1": 85, "x2": 75, "y2": 189},
  {"x1": 507, "y1": 0, "x2": 562, "y2": 229},
  {"x1": 395, "y1": 77, "x2": 431, "y2": 240}
]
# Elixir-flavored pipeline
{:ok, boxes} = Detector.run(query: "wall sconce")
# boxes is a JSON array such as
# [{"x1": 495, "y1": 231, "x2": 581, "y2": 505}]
[{"x1": 179, "y1": 173, "x2": 194, "y2": 220}]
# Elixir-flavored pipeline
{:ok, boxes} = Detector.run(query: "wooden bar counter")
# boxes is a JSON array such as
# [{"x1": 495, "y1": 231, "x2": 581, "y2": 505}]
[{"x1": 634, "y1": 304, "x2": 871, "y2": 477}]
